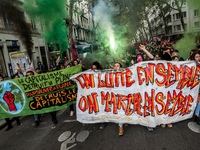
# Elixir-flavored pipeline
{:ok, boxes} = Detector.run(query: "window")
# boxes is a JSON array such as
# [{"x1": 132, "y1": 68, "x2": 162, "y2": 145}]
[
  {"x1": 174, "y1": 25, "x2": 181, "y2": 31},
  {"x1": 0, "y1": 47, "x2": 8, "y2": 77},
  {"x1": 31, "y1": 20, "x2": 37, "y2": 31},
  {"x1": 176, "y1": 13, "x2": 180, "y2": 20},
  {"x1": 177, "y1": 25, "x2": 181, "y2": 30},
  {"x1": 195, "y1": 22, "x2": 200, "y2": 28},
  {"x1": 182, "y1": 12, "x2": 187, "y2": 18},
  {"x1": 194, "y1": 9, "x2": 199, "y2": 17},
  {"x1": 1, "y1": 6, "x2": 13, "y2": 28},
  {"x1": 168, "y1": 26, "x2": 172, "y2": 34}
]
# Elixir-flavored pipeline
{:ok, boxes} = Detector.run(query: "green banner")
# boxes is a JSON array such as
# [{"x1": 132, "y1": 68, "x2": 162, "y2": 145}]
[{"x1": 0, "y1": 66, "x2": 82, "y2": 119}]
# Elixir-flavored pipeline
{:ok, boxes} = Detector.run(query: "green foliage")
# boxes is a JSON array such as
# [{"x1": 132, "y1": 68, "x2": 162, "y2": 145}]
[
  {"x1": 187, "y1": 0, "x2": 200, "y2": 9},
  {"x1": 173, "y1": 0, "x2": 200, "y2": 59}
]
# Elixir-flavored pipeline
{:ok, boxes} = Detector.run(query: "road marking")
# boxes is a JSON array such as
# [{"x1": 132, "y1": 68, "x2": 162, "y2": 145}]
[
  {"x1": 63, "y1": 120, "x2": 77, "y2": 123},
  {"x1": 58, "y1": 131, "x2": 89, "y2": 150},
  {"x1": 188, "y1": 122, "x2": 200, "y2": 133},
  {"x1": 58, "y1": 131, "x2": 72, "y2": 142},
  {"x1": 76, "y1": 131, "x2": 89, "y2": 142}
]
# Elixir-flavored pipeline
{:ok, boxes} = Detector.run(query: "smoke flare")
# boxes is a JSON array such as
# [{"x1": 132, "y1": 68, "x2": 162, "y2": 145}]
[{"x1": 23, "y1": 0, "x2": 68, "y2": 55}]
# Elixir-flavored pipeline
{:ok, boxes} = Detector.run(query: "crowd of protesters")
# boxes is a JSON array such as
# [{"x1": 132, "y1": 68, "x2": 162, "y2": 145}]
[
  {"x1": 89, "y1": 35, "x2": 200, "y2": 136},
  {"x1": 0, "y1": 35, "x2": 200, "y2": 136}
]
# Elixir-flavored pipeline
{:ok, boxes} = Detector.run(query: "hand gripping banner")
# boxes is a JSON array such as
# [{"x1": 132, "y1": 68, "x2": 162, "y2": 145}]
[
  {"x1": 70, "y1": 61, "x2": 200, "y2": 127},
  {"x1": 0, "y1": 66, "x2": 82, "y2": 119}
]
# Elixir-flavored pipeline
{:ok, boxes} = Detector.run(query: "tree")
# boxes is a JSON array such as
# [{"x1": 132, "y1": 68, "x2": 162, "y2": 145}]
[
  {"x1": 153, "y1": 0, "x2": 171, "y2": 35},
  {"x1": 161, "y1": 0, "x2": 186, "y2": 31}
]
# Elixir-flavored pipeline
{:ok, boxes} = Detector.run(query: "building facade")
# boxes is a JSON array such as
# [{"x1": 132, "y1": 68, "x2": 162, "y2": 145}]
[
  {"x1": 0, "y1": 0, "x2": 49, "y2": 77},
  {"x1": 70, "y1": 0, "x2": 93, "y2": 43},
  {"x1": 0, "y1": 0, "x2": 93, "y2": 77},
  {"x1": 143, "y1": 0, "x2": 200, "y2": 39}
]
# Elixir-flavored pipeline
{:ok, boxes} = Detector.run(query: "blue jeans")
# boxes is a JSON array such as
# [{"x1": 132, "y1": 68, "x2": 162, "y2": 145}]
[
  {"x1": 195, "y1": 103, "x2": 200, "y2": 116},
  {"x1": 34, "y1": 114, "x2": 40, "y2": 121}
]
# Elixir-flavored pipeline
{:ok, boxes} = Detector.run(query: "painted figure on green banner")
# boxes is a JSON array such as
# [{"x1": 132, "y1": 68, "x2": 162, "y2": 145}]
[
  {"x1": 0, "y1": 74, "x2": 22, "y2": 131},
  {"x1": 0, "y1": 75, "x2": 25, "y2": 115}
]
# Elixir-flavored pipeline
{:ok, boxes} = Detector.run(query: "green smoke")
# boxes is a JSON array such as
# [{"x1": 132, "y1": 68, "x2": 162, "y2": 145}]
[
  {"x1": 174, "y1": 0, "x2": 200, "y2": 59},
  {"x1": 23, "y1": 0, "x2": 68, "y2": 55},
  {"x1": 94, "y1": 0, "x2": 129, "y2": 55},
  {"x1": 174, "y1": 32, "x2": 196, "y2": 59}
]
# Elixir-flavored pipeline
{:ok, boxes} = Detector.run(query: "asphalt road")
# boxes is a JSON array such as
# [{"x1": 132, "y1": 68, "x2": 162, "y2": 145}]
[{"x1": 0, "y1": 107, "x2": 200, "y2": 150}]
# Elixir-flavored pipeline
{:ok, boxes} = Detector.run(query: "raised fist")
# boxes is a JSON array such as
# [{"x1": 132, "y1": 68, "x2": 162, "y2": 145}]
[{"x1": 3, "y1": 91, "x2": 17, "y2": 112}]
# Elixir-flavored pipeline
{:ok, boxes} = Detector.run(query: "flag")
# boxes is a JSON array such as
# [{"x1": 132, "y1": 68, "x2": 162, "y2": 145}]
[{"x1": 71, "y1": 38, "x2": 78, "y2": 60}]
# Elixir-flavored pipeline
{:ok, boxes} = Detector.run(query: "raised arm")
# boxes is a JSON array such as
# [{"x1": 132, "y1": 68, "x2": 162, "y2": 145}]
[{"x1": 139, "y1": 44, "x2": 154, "y2": 59}]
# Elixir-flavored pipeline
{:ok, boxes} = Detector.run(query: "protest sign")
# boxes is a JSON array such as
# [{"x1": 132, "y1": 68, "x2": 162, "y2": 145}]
[
  {"x1": 0, "y1": 66, "x2": 82, "y2": 119},
  {"x1": 70, "y1": 61, "x2": 200, "y2": 127}
]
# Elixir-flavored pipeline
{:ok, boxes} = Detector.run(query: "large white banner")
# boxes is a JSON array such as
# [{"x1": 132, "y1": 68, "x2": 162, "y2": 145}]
[{"x1": 70, "y1": 61, "x2": 200, "y2": 127}]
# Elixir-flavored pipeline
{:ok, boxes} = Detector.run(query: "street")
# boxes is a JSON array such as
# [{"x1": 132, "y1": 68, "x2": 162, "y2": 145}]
[{"x1": 0, "y1": 107, "x2": 200, "y2": 150}]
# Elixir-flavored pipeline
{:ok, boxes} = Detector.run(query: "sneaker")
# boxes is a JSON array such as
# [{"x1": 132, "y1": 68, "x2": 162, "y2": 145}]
[
  {"x1": 51, "y1": 124, "x2": 56, "y2": 129},
  {"x1": 161, "y1": 124, "x2": 166, "y2": 128},
  {"x1": 167, "y1": 123, "x2": 173, "y2": 128},
  {"x1": 147, "y1": 127, "x2": 154, "y2": 132},
  {"x1": 70, "y1": 111, "x2": 74, "y2": 117}
]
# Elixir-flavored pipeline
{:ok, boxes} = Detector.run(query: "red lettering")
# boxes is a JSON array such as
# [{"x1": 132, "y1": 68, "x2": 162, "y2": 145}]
[
  {"x1": 101, "y1": 91, "x2": 111, "y2": 112},
  {"x1": 155, "y1": 92, "x2": 165, "y2": 115},
  {"x1": 166, "y1": 63, "x2": 175, "y2": 88},
  {"x1": 126, "y1": 69, "x2": 135, "y2": 87},
  {"x1": 87, "y1": 93, "x2": 99, "y2": 114},
  {"x1": 105, "y1": 73, "x2": 114, "y2": 88},
  {"x1": 144, "y1": 89, "x2": 155, "y2": 117},
  {"x1": 137, "y1": 67, "x2": 145, "y2": 85},
  {"x1": 76, "y1": 74, "x2": 94, "y2": 89},
  {"x1": 144, "y1": 63, "x2": 155, "y2": 85},
  {"x1": 155, "y1": 63, "x2": 167, "y2": 86},
  {"x1": 78, "y1": 96, "x2": 88, "y2": 112}
]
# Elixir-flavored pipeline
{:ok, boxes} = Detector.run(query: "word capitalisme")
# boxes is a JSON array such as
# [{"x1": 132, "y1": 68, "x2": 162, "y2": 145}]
[{"x1": 29, "y1": 88, "x2": 77, "y2": 110}]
